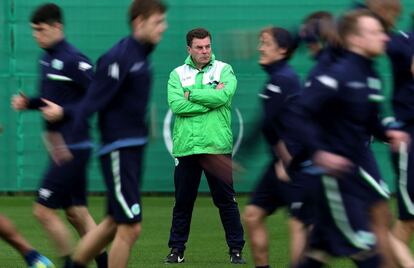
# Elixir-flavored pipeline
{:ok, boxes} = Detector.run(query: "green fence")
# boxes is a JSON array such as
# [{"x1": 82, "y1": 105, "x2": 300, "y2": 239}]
[{"x1": 1, "y1": 0, "x2": 413, "y2": 192}]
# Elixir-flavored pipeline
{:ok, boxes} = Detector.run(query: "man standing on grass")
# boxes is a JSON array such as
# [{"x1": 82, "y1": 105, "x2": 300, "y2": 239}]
[
  {"x1": 39, "y1": 0, "x2": 168, "y2": 267},
  {"x1": 11, "y1": 3, "x2": 107, "y2": 268},
  {"x1": 165, "y1": 27, "x2": 246, "y2": 265}
]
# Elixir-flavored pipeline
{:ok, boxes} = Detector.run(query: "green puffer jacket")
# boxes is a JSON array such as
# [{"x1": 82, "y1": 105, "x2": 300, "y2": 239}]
[{"x1": 167, "y1": 55, "x2": 237, "y2": 157}]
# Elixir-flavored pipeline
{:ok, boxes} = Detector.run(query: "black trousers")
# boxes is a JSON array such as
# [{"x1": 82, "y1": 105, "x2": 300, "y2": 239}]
[{"x1": 168, "y1": 154, "x2": 245, "y2": 251}]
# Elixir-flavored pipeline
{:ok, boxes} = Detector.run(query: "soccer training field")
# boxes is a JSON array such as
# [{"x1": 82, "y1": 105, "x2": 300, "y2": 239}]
[{"x1": 0, "y1": 195, "x2": 385, "y2": 267}]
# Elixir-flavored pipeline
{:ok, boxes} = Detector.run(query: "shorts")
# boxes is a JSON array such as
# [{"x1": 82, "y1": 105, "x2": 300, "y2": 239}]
[
  {"x1": 36, "y1": 148, "x2": 91, "y2": 209},
  {"x1": 100, "y1": 145, "x2": 144, "y2": 223}
]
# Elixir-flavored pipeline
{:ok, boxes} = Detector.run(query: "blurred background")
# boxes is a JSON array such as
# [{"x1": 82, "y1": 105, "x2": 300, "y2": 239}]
[{"x1": 1, "y1": 0, "x2": 414, "y2": 193}]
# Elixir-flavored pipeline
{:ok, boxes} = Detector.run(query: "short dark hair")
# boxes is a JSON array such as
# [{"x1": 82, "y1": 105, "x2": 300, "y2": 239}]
[
  {"x1": 129, "y1": 0, "x2": 167, "y2": 22},
  {"x1": 261, "y1": 27, "x2": 297, "y2": 59},
  {"x1": 186, "y1": 28, "x2": 211, "y2": 47},
  {"x1": 338, "y1": 9, "x2": 380, "y2": 45},
  {"x1": 30, "y1": 3, "x2": 63, "y2": 25},
  {"x1": 300, "y1": 11, "x2": 341, "y2": 47}
]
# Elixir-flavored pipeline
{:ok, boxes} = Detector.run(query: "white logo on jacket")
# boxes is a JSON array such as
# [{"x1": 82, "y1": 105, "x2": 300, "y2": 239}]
[
  {"x1": 175, "y1": 60, "x2": 226, "y2": 87},
  {"x1": 79, "y1": 61, "x2": 92, "y2": 71},
  {"x1": 51, "y1": 59, "x2": 64, "y2": 70},
  {"x1": 108, "y1": 63, "x2": 120, "y2": 80},
  {"x1": 130, "y1": 61, "x2": 144, "y2": 72}
]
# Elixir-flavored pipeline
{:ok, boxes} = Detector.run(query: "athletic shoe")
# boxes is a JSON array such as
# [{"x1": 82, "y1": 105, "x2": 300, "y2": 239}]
[
  {"x1": 30, "y1": 254, "x2": 55, "y2": 268},
  {"x1": 229, "y1": 248, "x2": 246, "y2": 264},
  {"x1": 164, "y1": 248, "x2": 185, "y2": 264}
]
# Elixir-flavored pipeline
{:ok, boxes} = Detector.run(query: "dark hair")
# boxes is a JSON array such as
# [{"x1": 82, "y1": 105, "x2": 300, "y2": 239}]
[
  {"x1": 261, "y1": 27, "x2": 297, "y2": 59},
  {"x1": 337, "y1": 9, "x2": 380, "y2": 46},
  {"x1": 300, "y1": 11, "x2": 340, "y2": 46},
  {"x1": 30, "y1": 3, "x2": 63, "y2": 25},
  {"x1": 129, "y1": 0, "x2": 167, "y2": 22},
  {"x1": 186, "y1": 28, "x2": 211, "y2": 47}
]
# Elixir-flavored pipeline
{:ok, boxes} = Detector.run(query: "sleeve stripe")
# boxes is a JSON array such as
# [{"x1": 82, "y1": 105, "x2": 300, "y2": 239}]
[
  {"x1": 258, "y1": 93, "x2": 270, "y2": 99},
  {"x1": 266, "y1": 84, "x2": 281, "y2": 93},
  {"x1": 46, "y1": 73, "x2": 73, "y2": 81},
  {"x1": 316, "y1": 75, "x2": 338, "y2": 90}
]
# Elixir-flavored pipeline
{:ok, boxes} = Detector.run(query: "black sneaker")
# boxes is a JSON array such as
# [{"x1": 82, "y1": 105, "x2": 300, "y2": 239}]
[
  {"x1": 164, "y1": 248, "x2": 185, "y2": 264},
  {"x1": 229, "y1": 248, "x2": 246, "y2": 264}
]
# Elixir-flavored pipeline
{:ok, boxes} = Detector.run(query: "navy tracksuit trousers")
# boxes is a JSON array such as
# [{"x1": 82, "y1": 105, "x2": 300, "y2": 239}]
[{"x1": 168, "y1": 154, "x2": 245, "y2": 251}]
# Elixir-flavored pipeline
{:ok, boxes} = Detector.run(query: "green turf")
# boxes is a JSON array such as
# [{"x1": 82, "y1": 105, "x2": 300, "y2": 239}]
[{"x1": 0, "y1": 195, "x2": 366, "y2": 267}]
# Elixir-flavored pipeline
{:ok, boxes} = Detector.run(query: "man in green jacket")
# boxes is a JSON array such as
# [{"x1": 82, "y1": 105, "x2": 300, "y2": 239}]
[{"x1": 165, "y1": 28, "x2": 246, "y2": 264}]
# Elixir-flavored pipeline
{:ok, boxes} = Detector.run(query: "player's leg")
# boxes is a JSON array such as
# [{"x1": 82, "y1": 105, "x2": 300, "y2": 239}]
[
  {"x1": 33, "y1": 149, "x2": 91, "y2": 260},
  {"x1": 289, "y1": 217, "x2": 307, "y2": 266},
  {"x1": 370, "y1": 200, "x2": 400, "y2": 268},
  {"x1": 393, "y1": 131, "x2": 414, "y2": 245},
  {"x1": 359, "y1": 148, "x2": 405, "y2": 267},
  {"x1": 33, "y1": 203, "x2": 73, "y2": 257},
  {"x1": 288, "y1": 169, "x2": 320, "y2": 267},
  {"x1": 243, "y1": 205, "x2": 269, "y2": 266},
  {"x1": 243, "y1": 163, "x2": 281, "y2": 267},
  {"x1": 295, "y1": 253, "x2": 326, "y2": 268},
  {"x1": 71, "y1": 216, "x2": 117, "y2": 267},
  {"x1": 109, "y1": 223, "x2": 141, "y2": 268},
  {"x1": 0, "y1": 214, "x2": 54, "y2": 267},
  {"x1": 104, "y1": 146, "x2": 144, "y2": 268},
  {"x1": 65, "y1": 206, "x2": 96, "y2": 237},
  {"x1": 204, "y1": 154, "x2": 245, "y2": 264},
  {"x1": 65, "y1": 206, "x2": 108, "y2": 267},
  {"x1": 166, "y1": 154, "x2": 203, "y2": 262}
]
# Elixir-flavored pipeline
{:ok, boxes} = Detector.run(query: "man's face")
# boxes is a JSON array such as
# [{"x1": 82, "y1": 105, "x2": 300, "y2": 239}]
[
  {"x1": 31, "y1": 22, "x2": 62, "y2": 48},
  {"x1": 136, "y1": 12, "x2": 167, "y2": 44},
  {"x1": 187, "y1": 37, "x2": 212, "y2": 67},
  {"x1": 258, "y1": 32, "x2": 286, "y2": 65},
  {"x1": 354, "y1": 16, "x2": 389, "y2": 57}
]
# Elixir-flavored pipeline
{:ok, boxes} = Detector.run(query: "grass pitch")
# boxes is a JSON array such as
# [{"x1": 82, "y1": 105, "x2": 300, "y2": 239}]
[{"x1": 0, "y1": 195, "x2": 371, "y2": 267}]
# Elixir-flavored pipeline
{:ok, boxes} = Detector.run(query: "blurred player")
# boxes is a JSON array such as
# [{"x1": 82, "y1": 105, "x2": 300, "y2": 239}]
[
  {"x1": 164, "y1": 27, "x2": 246, "y2": 264},
  {"x1": 360, "y1": 1, "x2": 414, "y2": 267},
  {"x1": 0, "y1": 214, "x2": 54, "y2": 267},
  {"x1": 301, "y1": 8, "x2": 414, "y2": 267},
  {"x1": 242, "y1": 27, "x2": 308, "y2": 268},
  {"x1": 286, "y1": 9, "x2": 409, "y2": 267},
  {"x1": 366, "y1": 0, "x2": 414, "y2": 251},
  {"x1": 11, "y1": 3, "x2": 107, "y2": 268},
  {"x1": 39, "y1": 1, "x2": 168, "y2": 267}
]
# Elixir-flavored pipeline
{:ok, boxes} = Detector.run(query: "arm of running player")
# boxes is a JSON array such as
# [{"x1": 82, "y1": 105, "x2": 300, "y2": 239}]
[
  {"x1": 368, "y1": 103, "x2": 410, "y2": 151},
  {"x1": 285, "y1": 75, "x2": 352, "y2": 176},
  {"x1": 11, "y1": 90, "x2": 45, "y2": 111},
  {"x1": 168, "y1": 70, "x2": 211, "y2": 116},
  {"x1": 41, "y1": 57, "x2": 94, "y2": 122},
  {"x1": 262, "y1": 74, "x2": 299, "y2": 145},
  {"x1": 67, "y1": 54, "x2": 130, "y2": 142},
  {"x1": 59, "y1": 56, "x2": 94, "y2": 119},
  {"x1": 188, "y1": 64, "x2": 237, "y2": 109}
]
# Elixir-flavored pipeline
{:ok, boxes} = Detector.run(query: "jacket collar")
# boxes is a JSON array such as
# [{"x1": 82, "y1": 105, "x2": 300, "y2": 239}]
[
  {"x1": 44, "y1": 38, "x2": 66, "y2": 54},
  {"x1": 185, "y1": 54, "x2": 216, "y2": 70},
  {"x1": 261, "y1": 59, "x2": 288, "y2": 75},
  {"x1": 129, "y1": 36, "x2": 155, "y2": 55},
  {"x1": 345, "y1": 50, "x2": 374, "y2": 70}
]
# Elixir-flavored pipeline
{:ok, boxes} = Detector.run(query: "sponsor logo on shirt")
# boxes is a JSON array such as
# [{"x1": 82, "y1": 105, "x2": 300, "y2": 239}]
[{"x1": 51, "y1": 59, "x2": 64, "y2": 70}]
